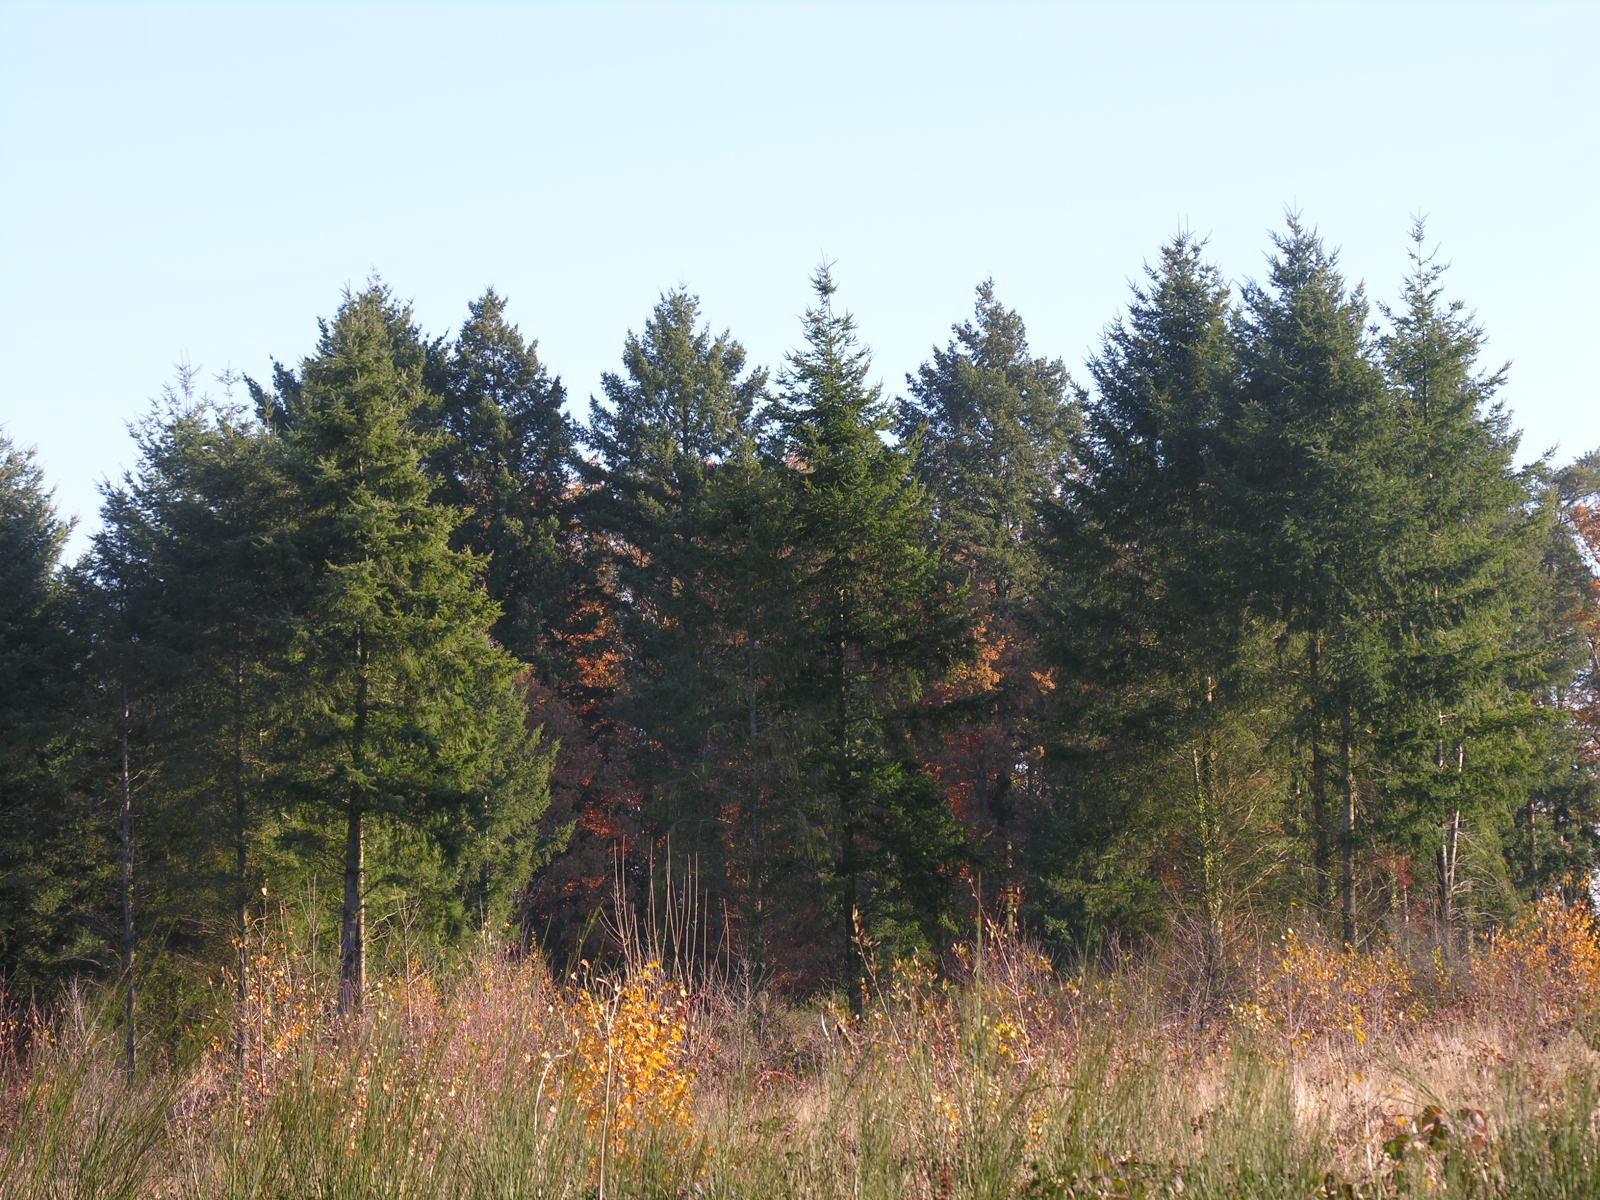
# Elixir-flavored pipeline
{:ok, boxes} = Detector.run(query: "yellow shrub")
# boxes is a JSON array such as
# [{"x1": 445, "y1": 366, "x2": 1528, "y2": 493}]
[
  {"x1": 568, "y1": 962, "x2": 694, "y2": 1156},
  {"x1": 1251, "y1": 930, "x2": 1420, "y2": 1050},
  {"x1": 1473, "y1": 898, "x2": 1600, "y2": 1025}
]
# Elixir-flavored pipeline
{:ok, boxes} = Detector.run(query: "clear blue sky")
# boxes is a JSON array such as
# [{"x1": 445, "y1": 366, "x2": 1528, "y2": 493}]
[{"x1": 3, "y1": 0, "x2": 1596, "y2": 560}]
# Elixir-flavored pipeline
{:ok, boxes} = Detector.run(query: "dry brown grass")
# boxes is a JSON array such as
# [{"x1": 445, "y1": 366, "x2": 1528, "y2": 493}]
[{"x1": 3, "y1": 899, "x2": 1599, "y2": 1197}]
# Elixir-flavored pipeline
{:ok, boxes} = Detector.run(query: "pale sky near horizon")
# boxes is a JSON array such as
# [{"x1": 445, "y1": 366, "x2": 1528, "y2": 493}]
[{"x1": 2, "y1": 0, "x2": 1596, "y2": 561}]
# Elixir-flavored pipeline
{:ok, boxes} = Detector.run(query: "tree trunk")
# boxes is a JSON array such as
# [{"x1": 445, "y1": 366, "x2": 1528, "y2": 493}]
[
  {"x1": 1437, "y1": 807, "x2": 1461, "y2": 951},
  {"x1": 1339, "y1": 704, "x2": 1356, "y2": 947},
  {"x1": 119, "y1": 681, "x2": 136, "y2": 1078},
  {"x1": 339, "y1": 803, "x2": 365, "y2": 1016},
  {"x1": 835, "y1": 626, "x2": 863, "y2": 1018},
  {"x1": 339, "y1": 630, "x2": 369, "y2": 1016},
  {"x1": 233, "y1": 626, "x2": 249, "y2": 1075},
  {"x1": 1308, "y1": 636, "x2": 1330, "y2": 907}
]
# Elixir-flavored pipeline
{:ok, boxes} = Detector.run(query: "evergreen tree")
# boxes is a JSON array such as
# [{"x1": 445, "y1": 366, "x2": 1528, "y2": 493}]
[
  {"x1": 273, "y1": 282, "x2": 554, "y2": 1010},
  {"x1": 1038, "y1": 236, "x2": 1289, "y2": 966},
  {"x1": 1509, "y1": 457, "x2": 1600, "y2": 904},
  {"x1": 771, "y1": 266, "x2": 968, "y2": 1003},
  {"x1": 433, "y1": 288, "x2": 579, "y2": 670},
  {"x1": 0, "y1": 436, "x2": 98, "y2": 991},
  {"x1": 899, "y1": 280, "x2": 1079, "y2": 601},
  {"x1": 1226, "y1": 219, "x2": 1400, "y2": 941},
  {"x1": 579, "y1": 290, "x2": 771, "y2": 924},
  {"x1": 1368, "y1": 225, "x2": 1549, "y2": 937},
  {"x1": 899, "y1": 284, "x2": 1079, "y2": 902},
  {"x1": 84, "y1": 374, "x2": 293, "y2": 1039}
]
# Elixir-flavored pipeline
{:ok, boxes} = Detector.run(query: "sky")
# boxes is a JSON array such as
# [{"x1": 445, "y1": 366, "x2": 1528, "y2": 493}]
[{"x1": 2, "y1": 0, "x2": 1596, "y2": 561}]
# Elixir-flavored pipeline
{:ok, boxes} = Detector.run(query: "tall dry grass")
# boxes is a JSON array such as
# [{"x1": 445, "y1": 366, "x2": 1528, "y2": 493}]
[{"x1": 2, "y1": 897, "x2": 1599, "y2": 1198}]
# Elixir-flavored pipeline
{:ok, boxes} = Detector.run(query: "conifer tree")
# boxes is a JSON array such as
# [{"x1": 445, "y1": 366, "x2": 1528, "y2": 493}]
[
  {"x1": 900, "y1": 280, "x2": 1079, "y2": 601},
  {"x1": 0, "y1": 436, "x2": 97, "y2": 991},
  {"x1": 84, "y1": 375, "x2": 292, "y2": 1037},
  {"x1": 273, "y1": 283, "x2": 553, "y2": 1011},
  {"x1": 433, "y1": 288, "x2": 579, "y2": 670},
  {"x1": 1038, "y1": 236, "x2": 1288, "y2": 963},
  {"x1": 771, "y1": 266, "x2": 967, "y2": 1002},
  {"x1": 899, "y1": 284, "x2": 1078, "y2": 901},
  {"x1": 1226, "y1": 219, "x2": 1400, "y2": 941},
  {"x1": 1368, "y1": 225, "x2": 1548, "y2": 936},
  {"x1": 580, "y1": 290, "x2": 771, "y2": 924}
]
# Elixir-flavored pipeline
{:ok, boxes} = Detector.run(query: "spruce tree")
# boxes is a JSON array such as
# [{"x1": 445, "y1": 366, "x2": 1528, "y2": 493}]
[
  {"x1": 1226, "y1": 219, "x2": 1401, "y2": 941},
  {"x1": 898, "y1": 284, "x2": 1079, "y2": 903},
  {"x1": 1038, "y1": 235, "x2": 1289, "y2": 965},
  {"x1": 1369, "y1": 225, "x2": 1548, "y2": 937},
  {"x1": 899, "y1": 279, "x2": 1079, "y2": 601},
  {"x1": 0, "y1": 436, "x2": 98, "y2": 991},
  {"x1": 84, "y1": 375, "x2": 293, "y2": 1038},
  {"x1": 580, "y1": 289, "x2": 770, "y2": 921}
]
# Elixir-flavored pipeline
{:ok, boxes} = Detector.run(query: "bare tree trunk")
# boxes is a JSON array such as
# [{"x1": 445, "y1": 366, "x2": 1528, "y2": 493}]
[
  {"x1": 339, "y1": 630, "x2": 369, "y2": 1017},
  {"x1": 1339, "y1": 704, "x2": 1356, "y2": 947},
  {"x1": 1437, "y1": 807, "x2": 1461, "y2": 950},
  {"x1": 119, "y1": 682, "x2": 136, "y2": 1079}
]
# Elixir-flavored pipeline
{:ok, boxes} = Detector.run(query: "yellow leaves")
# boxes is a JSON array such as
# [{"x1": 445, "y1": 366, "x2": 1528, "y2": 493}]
[
  {"x1": 1251, "y1": 929, "x2": 1420, "y2": 1052},
  {"x1": 1473, "y1": 897, "x2": 1600, "y2": 1023},
  {"x1": 566, "y1": 961, "x2": 695, "y2": 1164}
]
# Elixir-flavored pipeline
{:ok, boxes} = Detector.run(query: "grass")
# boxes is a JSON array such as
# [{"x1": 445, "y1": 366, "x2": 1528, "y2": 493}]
[{"x1": 3, "y1": 900, "x2": 1599, "y2": 1198}]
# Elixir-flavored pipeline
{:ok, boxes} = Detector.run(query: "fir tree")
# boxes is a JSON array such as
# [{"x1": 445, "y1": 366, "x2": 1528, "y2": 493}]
[
  {"x1": 899, "y1": 281, "x2": 1080, "y2": 909},
  {"x1": 772, "y1": 265, "x2": 968, "y2": 1003},
  {"x1": 433, "y1": 288, "x2": 579, "y2": 670},
  {"x1": 1038, "y1": 235, "x2": 1287, "y2": 965},
  {"x1": 274, "y1": 282, "x2": 553, "y2": 1010},
  {"x1": 0, "y1": 435, "x2": 96, "y2": 992}
]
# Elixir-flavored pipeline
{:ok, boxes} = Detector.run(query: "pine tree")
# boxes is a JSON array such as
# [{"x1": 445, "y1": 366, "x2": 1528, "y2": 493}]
[{"x1": 771, "y1": 265, "x2": 967, "y2": 1003}]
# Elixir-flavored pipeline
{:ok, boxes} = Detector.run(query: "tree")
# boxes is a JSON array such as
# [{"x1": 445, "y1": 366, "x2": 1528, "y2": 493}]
[
  {"x1": 899, "y1": 279, "x2": 1079, "y2": 602},
  {"x1": 899, "y1": 283, "x2": 1079, "y2": 903},
  {"x1": 1225, "y1": 218, "x2": 1402, "y2": 942},
  {"x1": 432, "y1": 288, "x2": 580, "y2": 671},
  {"x1": 0, "y1": 435, "x2": 97, "y2": 993},
  {"x1": 578, "y1": 289, "x2": 772, "y2": 935},
  {"x1": 84, "y1": 372, "x2": 293, "y2": 1051},
  {"x1": 1366, "y1": 225, "x2": 1550, "y2": 938},
  {"x1": 770, "y1": 265, "x2": 968, "y2": 1003},
  {"x1": 1037, "y1": 235, "x2": 1288, "y2": 970},
  {"x1": 271, "y1": 282, "x2": 554, "y2": 1011}
]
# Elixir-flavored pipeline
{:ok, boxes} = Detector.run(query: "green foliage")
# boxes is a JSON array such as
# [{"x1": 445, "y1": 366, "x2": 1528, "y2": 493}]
[
  {"x1": 899, "y1": 279, "x2": 1080, "y2": 600},
  {"x1": 0, "y1": 435, "x2": 99, "y2": 989},
  {"x1": 1038, "y1": 235, "x2": 1286, "y2": 950},
  {"x1": 771, "y1": 265, "x2": 970, "y2": 977},
  {"x1": 269, "y1": 282, "x2": 554, "y2": 1001},
  {"x1": 433, "y1": 288, "x2": 579, "y2": 671}
]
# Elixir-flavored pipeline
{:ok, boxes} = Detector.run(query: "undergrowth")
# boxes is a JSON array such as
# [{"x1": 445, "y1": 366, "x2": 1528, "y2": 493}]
[{"x1": 3, "y1": 898, "x2": 1599, "y2": 1198}]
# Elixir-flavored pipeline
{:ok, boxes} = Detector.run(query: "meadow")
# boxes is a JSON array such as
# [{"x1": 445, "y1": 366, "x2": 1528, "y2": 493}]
[{"x1": 3, "y1": 898, "x2": 1599, "y2": 1199}]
